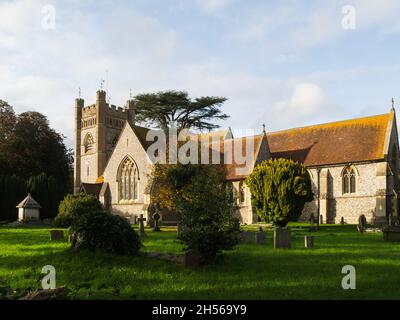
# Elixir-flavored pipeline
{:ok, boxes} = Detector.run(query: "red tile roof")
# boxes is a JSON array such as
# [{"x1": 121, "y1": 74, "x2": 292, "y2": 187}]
[{"x1": 267, "y1": 113, "x2": 392, "y2": 167}]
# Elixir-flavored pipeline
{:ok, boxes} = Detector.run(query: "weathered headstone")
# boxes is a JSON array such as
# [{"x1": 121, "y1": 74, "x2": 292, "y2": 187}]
[
  {"x1": 240, "y1": 231, "x2": 254, "y2": 244},
  {"x1": 50, "y1": 230, "x2": 64, "y2": 241},
  {"x1": 304, "y1": 235, "x2": 314, "y2": 249},
  {"x1": 319, "y1": 215, "x2": 323, "y2": 225},
  {"x1": 358, "y1": 214, "x2": 367, "y2": 233},
  {"x1": 184, "y1": 250, "x2": 200, "y2": 268},
  {"x1": 340, "y1": 217, "x2": 345, "y2": 225},
  {"x1": 138, "y1": 214, "x2": 146, "y2": 237},
  {"x1": 309, "y1": 213, "x2": 316, "y2": 232},
  {"x1": 152, "y1": 212, "x2": 161, "y2": 232},
  {"x1": 256, "y1": 227, "x2": 266, "y2": 244},
  {"x1": 383, "y1": 225, "x2": 400, "y2": 241},
  {"x1": 274, "y1": 227, "x2": 291, "y2": 249}
]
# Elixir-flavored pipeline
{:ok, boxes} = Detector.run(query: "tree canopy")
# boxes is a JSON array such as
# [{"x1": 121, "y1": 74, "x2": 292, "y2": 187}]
[
  {"x1": 246, "y1": 158, "x2": 314, "y2": 227},
  {"x1": 134, "y1": 90, "x2": 229, "y2": 132},
  {"x1": 0, "y1": 107, "x2": 72, "y2": 182},
  {"x1": 0, "y1": 100, "x2": 72, "y2": 220}
]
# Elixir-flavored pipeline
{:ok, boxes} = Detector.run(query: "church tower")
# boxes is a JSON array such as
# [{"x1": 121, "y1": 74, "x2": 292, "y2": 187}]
[{"x1": 73, "y1": 90, "x2": 136, "y2": 193}]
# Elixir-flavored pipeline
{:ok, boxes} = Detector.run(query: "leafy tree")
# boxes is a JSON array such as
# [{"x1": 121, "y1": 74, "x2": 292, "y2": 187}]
[
  {"x1": 154, "y1": 163, "x2": 240, "y2": 264},
  {"x1": 0, "y1": 175, "x2": 27, "y2": 221},
  {"x1": 134, "y1": 90, "x2": 229, "y2": 132},
  {"x1": 246, "y1": 158, "x2": 314, "y2": 227},
  {"x1": 0, "y1": 101, "x2": 72, "y2": 221},
  {"x1": 0, "y1": 100, "x2": 17, "y2": 173},
  {"x1": 7, "y1": 111, "x2": 72, "y2": 183}
]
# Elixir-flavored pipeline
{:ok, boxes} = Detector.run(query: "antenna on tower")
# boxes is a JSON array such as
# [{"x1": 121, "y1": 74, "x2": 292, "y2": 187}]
[
  {"x1": 129, "y1": 88, "x2": 132, "y2": 100},
  {"x1": 78, "y1": 87, "x2": 81, "y2": 98},
  {"x1": 100, "y1": 79, "x2": 105, "y2": 90},
  {"x1": 105, "y1": 70, "x2": 111, "y2": 104}
]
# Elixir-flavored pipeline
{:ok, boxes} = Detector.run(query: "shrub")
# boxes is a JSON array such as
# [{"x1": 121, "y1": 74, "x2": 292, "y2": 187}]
[
  {"x1": 54, "y1": 193, "x2": 102, "y2": 227},
  {"x1": 69, "y1": 209, "x2": 142, "y2": 256},
  {"x1": 164, "y1": 164, "x2": 240, "y2": 264},
  {"x1": 246, "y1": 158, "x2": 314, "y2": 227}
]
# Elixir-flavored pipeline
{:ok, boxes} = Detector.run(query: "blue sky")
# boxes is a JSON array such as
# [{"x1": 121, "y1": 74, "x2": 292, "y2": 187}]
[{"x1": 1, "y1": 0, "x2": 400, "y2": 147}]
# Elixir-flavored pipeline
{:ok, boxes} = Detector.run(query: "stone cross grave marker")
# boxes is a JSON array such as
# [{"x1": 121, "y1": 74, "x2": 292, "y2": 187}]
[
  {"x1": 138, "y1": 214, "x2": 146, "y2": 237},
  {"x1": 152, "y1": 212, "x2": 161, "y2": 232}
]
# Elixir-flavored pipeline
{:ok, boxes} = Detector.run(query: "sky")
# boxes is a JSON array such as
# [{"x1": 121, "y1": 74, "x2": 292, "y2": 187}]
[{"x1": 1, "y1": 0, "x2": 400, "y2": 148}]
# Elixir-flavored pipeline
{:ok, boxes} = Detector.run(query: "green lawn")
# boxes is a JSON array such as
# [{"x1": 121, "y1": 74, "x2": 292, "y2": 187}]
[{"x1": 1, "y1": 223, "x2": 400, "y2": 299}]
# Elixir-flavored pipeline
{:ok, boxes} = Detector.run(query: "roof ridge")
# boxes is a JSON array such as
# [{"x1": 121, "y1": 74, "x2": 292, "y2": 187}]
[{"x1": 268, "y1": 112, "x2": 390, "y2": 135}]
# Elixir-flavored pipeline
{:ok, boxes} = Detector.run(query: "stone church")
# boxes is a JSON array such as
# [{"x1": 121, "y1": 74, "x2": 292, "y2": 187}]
[{"x1": 74, "y1": 90, "x2": 400, "y2": 225}]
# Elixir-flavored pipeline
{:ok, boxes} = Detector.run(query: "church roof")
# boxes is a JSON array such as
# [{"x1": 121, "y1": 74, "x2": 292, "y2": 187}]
[
  {"x1": 210, "y1": 134, "x2": 267, "y2": 180},
  {"x1": 133, "y1": 125, "x2": 154, "y2": 149},
  {"x1": 194, "y1": 128, "x2": 233, "y2": 140},
  {"x1": 267, "y1": 112, "x2": 393, "y2": 167},
  {"x1": 16, "y1": 194, "x2": 41, "y2": 209},
  {"x1": 80, "y1": 183, "x2": 104, "y2": 197}
]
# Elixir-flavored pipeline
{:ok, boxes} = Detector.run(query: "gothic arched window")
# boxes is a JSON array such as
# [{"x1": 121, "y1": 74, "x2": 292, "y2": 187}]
[
  {"x1": 84, "y1": 133, "x2": 94, "y2": 153},
  {"x1": 118, "y1": 157, "x2": 139, "y2": 201},
  {"x1": 343, "y1": 167, "x2": 356, "y2": 194}
]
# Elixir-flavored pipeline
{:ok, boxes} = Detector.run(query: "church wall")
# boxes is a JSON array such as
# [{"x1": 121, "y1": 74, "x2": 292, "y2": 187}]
[
  {"x1": 102, "y1": 124, "x2": 153, "y2": 220},
  {"x1": 300, "y1": 162, "x2": 383, "y2": 224},
  {"x1": 232, "y1": 180, "x2": 258, "y2": 224}
]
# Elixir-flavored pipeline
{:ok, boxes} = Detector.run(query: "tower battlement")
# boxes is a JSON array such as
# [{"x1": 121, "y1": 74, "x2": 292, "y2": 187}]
[{"x1": 74, "y1": 90, "x2": 136, "y2": 193}]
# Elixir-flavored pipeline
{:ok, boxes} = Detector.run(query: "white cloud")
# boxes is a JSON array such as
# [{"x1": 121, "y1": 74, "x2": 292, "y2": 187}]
[
  {"x1": 195, "y1": 0, "x2": 233, "y2": 13},
  {"x1": 274, "y1": 83, "x2": 327, "y2": 117}
]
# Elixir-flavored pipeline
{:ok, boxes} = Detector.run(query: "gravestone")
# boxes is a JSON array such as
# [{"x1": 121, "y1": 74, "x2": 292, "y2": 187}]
[
  {"x1": 50, "y1": 230, "x2": 64, "y2": 241},
  {"x1": 357, "y1": 214, "x2": 367, "y2": 233},
  {"x1": 274, "y1": 227, "x2": 291, "y2": 249},
  {"x1": 309, "y1": 213, "x2": 316, "y2": 232},
  {"x1": 184, "y1": 250, "x2": 200, "y2": 268},
  {"x1": 340, "y1": 217, "x2": 345, "y2": 225},
  {"x1": 138, "y1": 214, "x2": 146, "y2": 237},
  {"x1": 240, "y1": 231, "x2": 254, "y2": 244},
  {"x1": 383, "y1": 225, "x2": 400, "y2": 241},
  {"x1": 304, "y1": 235, "x2": 314, "y2": 249},
  {"x1": 320, "y1": 215, "x2": 323, "y2": 225},
  {"x1": 256, "y1": 227, "x2": 266, "y2": 244},
  {"x1": 152, "y1": 212, "x2": 161, "y2": 232}
]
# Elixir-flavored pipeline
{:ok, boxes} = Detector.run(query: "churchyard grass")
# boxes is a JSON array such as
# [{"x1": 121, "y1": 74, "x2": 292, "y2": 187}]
[{"x1": 1, "y1": 223, "x2": 400, "y2": 299}]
